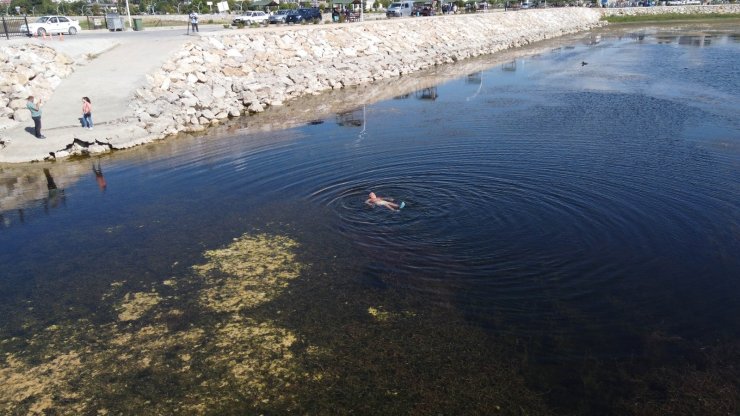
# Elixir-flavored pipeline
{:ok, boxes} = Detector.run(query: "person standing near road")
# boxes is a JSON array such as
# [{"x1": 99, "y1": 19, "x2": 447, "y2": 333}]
[
  {"x1": 189, "y1": 11, "x2": 199, "y2": 32},
  {"x1": 81, "y1": 96, "x2": 93, "y2": 129},
  {"x1": 26, "y1": 96, "x2": 45, "y2": 139}
]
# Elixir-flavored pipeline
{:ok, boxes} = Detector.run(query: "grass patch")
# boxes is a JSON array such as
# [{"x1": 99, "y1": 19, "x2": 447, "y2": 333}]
[{"x1": 603, "y1": 13, "x2": 740, "y2": 23}]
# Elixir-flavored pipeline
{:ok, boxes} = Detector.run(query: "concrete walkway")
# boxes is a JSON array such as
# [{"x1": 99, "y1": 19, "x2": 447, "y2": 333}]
[{"x1": 0, "y1": 27, "x2": 202, "y2": 163}]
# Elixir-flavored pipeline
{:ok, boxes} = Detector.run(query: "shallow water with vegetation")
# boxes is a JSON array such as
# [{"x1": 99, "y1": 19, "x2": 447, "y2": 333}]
[{"x1": 1, "y1": 23, "x2": 739, "y2": 415}]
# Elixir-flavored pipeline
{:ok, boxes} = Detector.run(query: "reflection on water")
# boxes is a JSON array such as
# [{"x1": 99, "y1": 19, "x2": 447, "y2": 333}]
[
  {"x1": 414, "y1": 87, "x2": 438, "y2": 100},
  {"x1": 336, "y1": 109, "x2": 365, "y2": 128},
  {"x1": 502, "y1": 60, "x2": 517, "y2": 71},
  {"x1": 92, "y1": 160, "x2": 107, "y2": 192},
  {"x1": 0, "y1": 23, "x2": 739, "y2": 414},
  {"x1": 466, "y1": 71, "x2": 482, "y2": 84},
  {"x1": 42, "y1": 168, "x2": 65, "y2": 212},
  {"x1": 0, "y1": 168, "x2": 69, "y2": 228}
]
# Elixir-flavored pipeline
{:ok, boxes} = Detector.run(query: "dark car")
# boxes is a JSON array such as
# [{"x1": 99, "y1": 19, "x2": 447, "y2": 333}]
[
  {"x1": 412, "y1": 6, "x2": 435, "y2": 16},
  {"x1": 285, "y1": 8, "x2": 322, "y2": 23}
]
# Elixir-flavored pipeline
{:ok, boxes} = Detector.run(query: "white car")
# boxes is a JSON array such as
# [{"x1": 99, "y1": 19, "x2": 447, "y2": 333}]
[
  {"x1": 21, "y1": 15, "x2": 81, "y2": 36},
  {"x1": 232, "y1": 11, "x2": 269, "y2": 25}
]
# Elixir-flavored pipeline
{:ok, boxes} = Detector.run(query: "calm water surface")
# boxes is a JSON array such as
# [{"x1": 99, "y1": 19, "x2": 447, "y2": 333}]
[{"x1": 1, "y1": 24, "x2": 739, "y2": 414}]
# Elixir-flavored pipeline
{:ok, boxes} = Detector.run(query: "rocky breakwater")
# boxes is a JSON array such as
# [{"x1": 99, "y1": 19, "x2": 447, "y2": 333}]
[
  {"x1": 124, "y1": 9, "x2": 604, "y2": 148},
  {"x1": 601, "y1": 3, "x2": 740, "y2": 17},
  {"x1": 0, "y1": 43, "x2": 75, "y2": 130}
]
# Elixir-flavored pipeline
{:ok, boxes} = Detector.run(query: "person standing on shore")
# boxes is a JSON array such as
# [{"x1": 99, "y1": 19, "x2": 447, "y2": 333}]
[
  {"x1": 82, "y1": 97, "x2": 93, "y2": 129},
  {"x1": 26, "y1": 96, "x2": 45, "y2": 139},
  {"x1": 82, "y1": 97, "x2": 92, "y2": 130},
  {"x1": 189, "y1": 11, "x2": 199, "y2": 32}
]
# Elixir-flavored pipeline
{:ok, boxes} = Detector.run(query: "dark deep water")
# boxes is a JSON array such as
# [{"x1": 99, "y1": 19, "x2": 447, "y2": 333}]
[{"x1": 1, "y1": 24, "x2": 739, "y2": 414}]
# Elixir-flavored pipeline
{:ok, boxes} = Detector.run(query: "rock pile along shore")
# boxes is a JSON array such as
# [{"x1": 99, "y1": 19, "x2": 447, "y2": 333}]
[
  {"x1": 129, "y1": 9, "x2": 604, "y2": 146},
  {"x1": 0, "y1": 44, "x2": 74, "y2": 129}
]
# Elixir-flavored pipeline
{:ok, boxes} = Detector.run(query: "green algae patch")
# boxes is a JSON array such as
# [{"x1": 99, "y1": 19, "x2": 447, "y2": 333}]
[
  {"x1": 194, "y1": 234, "x2": 302, "y2": 313},
  {"x1": 116, "y1": 291, "x2": 162, "y2": 321},
  {"x1": 0, "y1": 352, "x2": 84, "y2": 415},
  {"x1": 0, "y1": 232, "x2": 318, "y2": 415},
  {"x1": 368, "y1": 306, "x2": 417, "y2": 322},
  {"x1": 207, "y1": 317, "x2": 303, "y2": 405},
  {"x1": 368, "y1": 306, "x2": 391, "y2": 321}
]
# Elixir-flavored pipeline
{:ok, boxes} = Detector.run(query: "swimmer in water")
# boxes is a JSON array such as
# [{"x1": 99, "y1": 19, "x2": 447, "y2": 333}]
[{"x1": 365, "y1": 192, "x2": 402, "y2": 212}]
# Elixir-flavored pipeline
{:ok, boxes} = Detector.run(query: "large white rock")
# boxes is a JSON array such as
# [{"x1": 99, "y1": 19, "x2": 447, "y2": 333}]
[
  {"x1": 88, "y1": 144, "x2": 110, "y2": 154},
  {"x1": 13, "y1": 109, "x2": 31, "y2": 122}
]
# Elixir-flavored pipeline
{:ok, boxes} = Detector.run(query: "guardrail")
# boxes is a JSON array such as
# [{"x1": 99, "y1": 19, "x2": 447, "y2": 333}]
[{"x1": 1, "y1": 16, "x2": 30, "y2": 40}]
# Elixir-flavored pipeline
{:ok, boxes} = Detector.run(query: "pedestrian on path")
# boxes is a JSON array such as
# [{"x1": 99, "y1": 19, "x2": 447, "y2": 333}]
[
  {"x1": 189, "y1": 11, "x2": 199, "y2": 32},
  {"x1": 26, "y1": 96, "x2": 45, "y2": 139},
  {"x1": 82, "y1": 97, "x2": 93, "y2": 129}
]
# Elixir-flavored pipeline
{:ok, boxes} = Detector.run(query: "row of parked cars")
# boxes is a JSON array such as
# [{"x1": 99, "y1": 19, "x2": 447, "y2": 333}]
[{"x1": 231, "y1": 8, "x2": 323, "y2": 26}]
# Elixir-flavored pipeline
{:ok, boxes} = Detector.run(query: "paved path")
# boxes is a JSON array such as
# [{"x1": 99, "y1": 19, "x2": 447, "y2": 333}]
[{"x1": 0, "y1": 27, "x2": 205, "y2": 163}]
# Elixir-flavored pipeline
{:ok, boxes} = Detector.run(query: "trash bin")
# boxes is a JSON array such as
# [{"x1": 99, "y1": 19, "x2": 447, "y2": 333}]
[
  {"x1": 105, "y1": 13, "x2": 124, "y2": 31},
  {"x1": 132, "y1": 17, "x2": 144, "y2": 31}
]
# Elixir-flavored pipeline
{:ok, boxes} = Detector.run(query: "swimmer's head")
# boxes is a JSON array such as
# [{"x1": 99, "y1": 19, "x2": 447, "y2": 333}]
[{"x1": 369, "y1": 192, "x2": 377, "y2": 200}]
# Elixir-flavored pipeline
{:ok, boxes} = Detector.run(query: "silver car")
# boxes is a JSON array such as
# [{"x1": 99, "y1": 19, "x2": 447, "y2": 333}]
[{"x1": 268, "y1": 9, "x2": 293, "y2": 24}]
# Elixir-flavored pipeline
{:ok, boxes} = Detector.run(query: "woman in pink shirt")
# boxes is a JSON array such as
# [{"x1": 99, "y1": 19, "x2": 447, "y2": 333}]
[{"x1": 82, "y1": 97, "x2": 93, "y2": 129}]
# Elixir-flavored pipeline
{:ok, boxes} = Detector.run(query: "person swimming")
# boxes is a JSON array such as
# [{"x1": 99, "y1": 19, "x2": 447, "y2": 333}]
[{"x1": 365, "y1": 192, "x2": 404, "y2": 212}]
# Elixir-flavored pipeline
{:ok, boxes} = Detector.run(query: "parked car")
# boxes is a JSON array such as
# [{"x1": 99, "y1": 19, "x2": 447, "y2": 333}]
[
  {"x1": 285, "y1": 8, "x2": 322, "y2": 24},
  {"x1": 386, "y1": 1, "x2": 416, "y2": 17},
  {"x1": 411, "y1": 5, "x2": 435, "y2": 15},
  {"x1": 269, "y1": 9, "x2": 294, "y2": 24},
  {"x1": 232, "y1": 11, "x2": 269, "y2": 25},
  {"x1": 20, "y1": 15, "x2": 81, "y2": 36}
]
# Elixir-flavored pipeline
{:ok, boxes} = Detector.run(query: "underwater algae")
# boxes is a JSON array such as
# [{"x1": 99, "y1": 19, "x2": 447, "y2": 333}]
[
  {"x1": 367, "y1": 306, "x2": 415, "y2": 322},
  {"x1": 0, "y1": 233, "x2": 319, "y2": 414},
  {"x1": 194, "y1": 234, "x2": 302, "y2": 313},
  {"x1": 1, "y1": 228, "x2": 553, "y2": 415},
  {"x1": 115, "y1": 292, "x2": 162, "y2": 322}
]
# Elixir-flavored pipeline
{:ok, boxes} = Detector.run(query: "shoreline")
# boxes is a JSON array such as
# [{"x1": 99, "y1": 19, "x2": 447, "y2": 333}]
[{"x1": 1, "y1": 5, "x2": 738, "y2": 164}]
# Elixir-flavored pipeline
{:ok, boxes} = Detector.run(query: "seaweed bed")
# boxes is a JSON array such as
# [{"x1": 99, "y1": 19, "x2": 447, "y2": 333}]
[{"x1": 0, "y1": 231, "x2": 549, "y2": 414}]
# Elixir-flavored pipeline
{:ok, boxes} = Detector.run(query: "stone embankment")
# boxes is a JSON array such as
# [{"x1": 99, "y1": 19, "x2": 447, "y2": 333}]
[
  {"x1": 128, "y1": 9, "x2": 604, "y2": 147},
  {"x1": 601, "y1": 3, "x2": 740, "y2": 17},
  {"x1": 0, "y1": 44, "x2": 75, "y2": 129}
]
